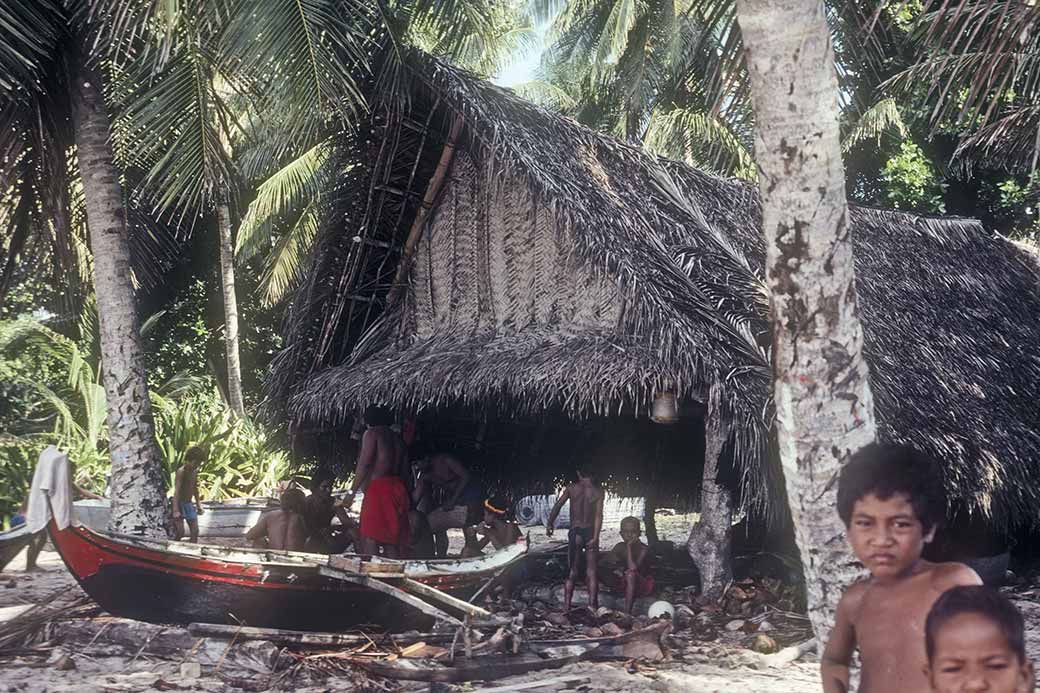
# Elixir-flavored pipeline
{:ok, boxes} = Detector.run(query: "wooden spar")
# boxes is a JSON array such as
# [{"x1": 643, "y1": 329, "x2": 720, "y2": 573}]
[
  {"x1": 386, "y1": 113, "x2": 465, "y2": 306},
  {"x1": 318, "y1": 565, "x2": 463, "y2": 627},
  {"x1": 393, "y1": 578, "x2": 495, "y2": 620},
  {"x1": 187, "y1": 623, "x2": 456, "y2": 647},
  {"x1": 353, "y1": 645, "x2": 593, "y2": 683}
]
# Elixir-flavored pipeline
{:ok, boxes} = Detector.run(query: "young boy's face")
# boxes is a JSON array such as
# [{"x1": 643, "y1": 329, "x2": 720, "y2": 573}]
[
  {"x1": 846, "y1": 491, "x2": 934, "y2": 579},
  {"x1": 926, "y1": 612, "x2": 1034, "y2": 693},
  {"x1": 620, "y1": 521, "x2": 640, "y2": 544}
]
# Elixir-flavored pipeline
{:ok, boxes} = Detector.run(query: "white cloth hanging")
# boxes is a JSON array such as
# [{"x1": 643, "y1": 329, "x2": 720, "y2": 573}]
[{"x1": 26, "y1": 446, "x2": 72, "y2": 533}]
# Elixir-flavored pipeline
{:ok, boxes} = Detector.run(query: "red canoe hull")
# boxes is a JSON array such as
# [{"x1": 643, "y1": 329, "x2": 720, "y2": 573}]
[{"x1": 49, "y1": 522, "x2": 486, "y2": 631}]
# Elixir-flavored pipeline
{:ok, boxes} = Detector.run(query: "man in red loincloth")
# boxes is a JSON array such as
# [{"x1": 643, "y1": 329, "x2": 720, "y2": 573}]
[{"x1": 339, "y1": 405, "x2": 410, "y2": 557}]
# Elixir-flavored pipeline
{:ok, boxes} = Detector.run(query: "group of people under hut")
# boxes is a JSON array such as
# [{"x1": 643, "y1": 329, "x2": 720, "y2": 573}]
[{"x1": 167, "y1": 405, "x2": 658, "y2": 615}]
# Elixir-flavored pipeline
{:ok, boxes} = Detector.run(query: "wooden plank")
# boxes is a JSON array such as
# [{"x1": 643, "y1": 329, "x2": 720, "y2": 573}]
[
  {"x1": 187, "y1": 623, "x2": 455, "y2": 647},
  {"x1": 386, "y1": 114, "x2": 465, "y2": 306},
  {"x1": 354, "y1": 645, "x2": 593, "y2": 683},
  {"x1": 394, "y1": 578, "x2": 493, "y2": 619},
  {"x1": 318, "y1": 566, "x2": 463, "y2": 627},
  {"x1": 327, "y1": 555, "x2": 362, "y2": 573}
]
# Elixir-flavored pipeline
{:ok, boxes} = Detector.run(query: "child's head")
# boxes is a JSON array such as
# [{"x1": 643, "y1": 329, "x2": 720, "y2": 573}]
[
  {"x1": 925, "y1": 585, "x2": 1033, "y2": 693},
  {"x1": 184, "y1": 446, "x2": 206, "y2": 468},
  {"x1": 280, "y1": 488, "x2": 306, "y2": 515},
  {"x1": 620, "y1": 516, "x2": 642, "y2": 543},
  {"x1": 837, "y1": 443, "x2": 944, "y2": 578},
  {"x1": 484, "y1": 496, "x2": 509, "y2": 524},
  {"x1": 576, "y1": 468, "x2": 595, "y2": 483}
]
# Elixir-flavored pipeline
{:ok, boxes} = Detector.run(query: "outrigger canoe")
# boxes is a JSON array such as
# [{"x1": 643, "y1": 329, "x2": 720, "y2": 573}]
[
  {"x1": 48, "y1": 518, "x2": 526, "y2": 632},
  {"x1": 0, "y1": 524, "x2": 32, "y2": 572}
]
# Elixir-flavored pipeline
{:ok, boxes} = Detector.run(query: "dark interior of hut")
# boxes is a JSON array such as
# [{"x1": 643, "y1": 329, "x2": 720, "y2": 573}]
[{"x1": 290, "y1": 402, "x2": 805, "y2": 584}]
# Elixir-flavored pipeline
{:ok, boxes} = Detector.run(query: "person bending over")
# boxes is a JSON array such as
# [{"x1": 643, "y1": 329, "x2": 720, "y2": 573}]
[{"x1": 413, "y1": 452, "x2": 483, "y2": 557}]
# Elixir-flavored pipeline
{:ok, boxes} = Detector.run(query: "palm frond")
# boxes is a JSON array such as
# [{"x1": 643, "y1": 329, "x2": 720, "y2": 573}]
[
  {"x1": 842, "y1": 97, "x2": 908, "y2": 153},
  {"x1": 0, "y1": 0, "x2": 62, "y2": 95},
  {"x1": 235, "y1": 141, "x2": 331, "y2": 262},
  {"x1": 260, "y1": 196, "x2": 321, "y2": 306},
  {"x1": 222, "y1": 0, "x2": 371, "y2": 145},
  {"x1": 508, "y1": 79, "x2": 579, "y2": 110},
  {"x1": 644, "y1": 106, "x2": 755, "y2": 179},
  {"x1": 886, "y1": 0, "x2": 1040, "y2": 172},
  {"x1": 116, "y1": 34, "x2": 236, "y2": 218}
]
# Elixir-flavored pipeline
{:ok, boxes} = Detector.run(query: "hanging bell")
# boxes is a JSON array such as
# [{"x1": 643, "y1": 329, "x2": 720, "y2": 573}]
[{"x1": 651, "y1": 380, "x2": 679, "y2": 424}]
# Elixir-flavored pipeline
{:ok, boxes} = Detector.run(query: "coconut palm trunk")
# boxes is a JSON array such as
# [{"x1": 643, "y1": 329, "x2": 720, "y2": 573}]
[
  {"x1": 735, "y1": 0, "x2": 877, "y2": 642},
  {"x1": 217, "y1": 201, "x2": 245, "y2": 417},
  {"x1": 70, "y1": 64, "x2": 170, "y2": 537}
]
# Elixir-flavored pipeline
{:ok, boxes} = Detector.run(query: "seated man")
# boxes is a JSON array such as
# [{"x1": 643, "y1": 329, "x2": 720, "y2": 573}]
[
  {"x1": 303, "y1": 473, "x2": 355, "y2": 553},
  {"x1": 599, "y1": 516, "x2": 654, "y2": 614},
  {"x1": 247, "y1": 488, "x2": 309, "y2": 551}
]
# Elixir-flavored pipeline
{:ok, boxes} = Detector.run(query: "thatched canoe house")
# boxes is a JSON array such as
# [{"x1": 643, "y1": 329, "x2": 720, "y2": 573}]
[{"x1": 269, "y1": 49, "x2": 1040, "y2": 531}]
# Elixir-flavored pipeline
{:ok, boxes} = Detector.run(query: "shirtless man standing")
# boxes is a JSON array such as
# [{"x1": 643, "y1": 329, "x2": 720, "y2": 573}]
[
  {"x1": 338, "y1": 405, "x2": 410, "y2": 557},
  {"x1": 546, "y1": 469, "x2": 604, "y2": 611},
  {"x1": 247, "y1": 488, "x2": 309, "y2": 551}
]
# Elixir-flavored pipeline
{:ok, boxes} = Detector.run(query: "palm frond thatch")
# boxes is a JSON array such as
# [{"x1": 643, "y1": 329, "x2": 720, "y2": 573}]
[{"x1": 270, "y1": 50, "x2": 1040, "y2": 525}]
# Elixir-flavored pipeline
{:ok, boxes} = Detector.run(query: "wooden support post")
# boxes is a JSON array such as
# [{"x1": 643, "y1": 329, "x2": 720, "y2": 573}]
[
  {"x1": 686, "y1": 388, "x2": 733, "y2": 600},
  {"x1": 386, "y1": 114, "x2": 465, "y2": 306}
]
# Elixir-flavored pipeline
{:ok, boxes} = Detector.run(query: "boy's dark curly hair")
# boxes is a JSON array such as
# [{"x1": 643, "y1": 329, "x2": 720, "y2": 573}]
[
  {"x1": 836, "y1": 443, "x2": 945, "y2": 531},
  {"x1": 925, "y1": 585, "x2": 1026, "y2": 663}
]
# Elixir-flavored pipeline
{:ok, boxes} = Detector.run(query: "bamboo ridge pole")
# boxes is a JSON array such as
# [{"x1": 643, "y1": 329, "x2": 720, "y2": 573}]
[{"x1": 386, "y1": 113, "x2": 465, "y2": 306}]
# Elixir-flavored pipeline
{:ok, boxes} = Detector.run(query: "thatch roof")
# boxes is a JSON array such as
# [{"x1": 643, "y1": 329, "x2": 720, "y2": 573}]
[{"x1": 270, "y1": 50, "x2": 1040, "y2": 524}]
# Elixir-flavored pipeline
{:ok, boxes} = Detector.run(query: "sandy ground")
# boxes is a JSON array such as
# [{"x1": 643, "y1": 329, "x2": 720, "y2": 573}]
[
  {"x1": 1, "y1": 520, "x2": 1035, "y2": 692},
  {"x1": 0, "y1": 516, "x2": 826, "y2": 693}
]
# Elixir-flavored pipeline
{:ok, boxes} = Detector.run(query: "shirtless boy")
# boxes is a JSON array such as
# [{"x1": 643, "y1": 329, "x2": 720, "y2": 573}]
[
  {"x1": 546, "y1": 469, "x2": 604, "y2": 610},
  {"x1": 601, "y1": 516, "x2": 654, "y2": 614},
  {"x1": 821, "y1": 443, "x2": 981, "y2": 693},
  {"x1": 339, "y1": 406, "x2": 409, "y2": 557},
  {"x1": 475, "y1": 496, "x2": 522, "y2": 552},
  {"x1": 924, "y1": 585, "x2": 1034, "y2": 693},
  {"x1": 247, "y1": 488, "x2": 309, "y2": 551},
  {"x1": 173, "y1": 446, "x2": 205, "y2": 542}
]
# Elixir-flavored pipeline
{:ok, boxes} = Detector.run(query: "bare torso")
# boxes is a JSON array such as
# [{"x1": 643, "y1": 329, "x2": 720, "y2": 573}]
[
  {"x1": 174, "y1": 466, "x2": 198, "y2": 503},
  {"x1": 484, "y1": 519, "x2": 521, "y2": 549},
  {"x1": 253, "y1": 510, "x2": 309, "y2": 552},
  {"x1": 567, "y1": 482, "x2": 603, "y2": 529},
  {"x1": 360, "y1": 426, "x2": 407, "y2": 488},
  {"x1": 852, "y1": 564, "x2": 970, "y2": 692}
]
